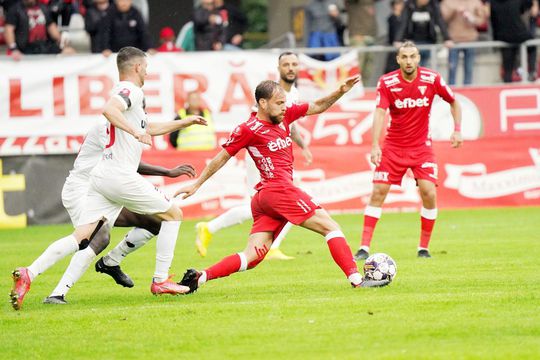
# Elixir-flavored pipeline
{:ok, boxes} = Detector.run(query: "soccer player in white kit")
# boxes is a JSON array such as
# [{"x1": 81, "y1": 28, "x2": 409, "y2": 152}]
[
  {"x1": 10, "y1": 47, "x2": 207, "y2": 310},
  {"x1": 42, "y1": 120, "x2": 197, "y2": 305},
  {"x1": 195, "y1": 52, "x2": 313, "y2": 260}
]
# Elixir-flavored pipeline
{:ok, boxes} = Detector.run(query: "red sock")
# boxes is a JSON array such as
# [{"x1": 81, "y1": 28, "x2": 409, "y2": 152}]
[
  {"x1": 419, "y1": 214, "x2": 436, "y2": 249},
  {"x1": 205, "y1": 254, "x2": 242, "y2": 281},
  {"x1": 326, "y1": 232, "x2": 358, "y2": 277},
  {"x1": 361, "y1": 215, "x2": 379, "y2": 248}
]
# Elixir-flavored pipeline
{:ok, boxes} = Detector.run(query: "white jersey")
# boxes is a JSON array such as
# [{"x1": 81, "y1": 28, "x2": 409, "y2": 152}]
[
  {"x1": 66, "y1": 120, "x2": 108, "y2": 185},
  {"x1": 285, "y1": 85, "x2": 300, "y2": 107},
  {"x1": 93, "y1": 81, "x2": 147, "y2": 176}
]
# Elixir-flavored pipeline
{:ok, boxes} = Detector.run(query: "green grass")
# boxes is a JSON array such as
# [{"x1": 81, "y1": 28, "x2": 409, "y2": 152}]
[{"x1": 1, "y1": 207, "x2": 540, "y2": 359}]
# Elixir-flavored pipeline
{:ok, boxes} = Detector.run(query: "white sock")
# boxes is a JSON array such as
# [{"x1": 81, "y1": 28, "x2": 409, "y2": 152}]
[
  {"x1": 271, "y1": 222, "x2": 293, "y2": 249},
  {"x1": 153, "y1": 221, "x2": 181, "y2": 282},
  {"x1": 50, "y1": 247, "x2": 96, "y2": 297},
  {"x1": 348, "y1": 272, "x2": 362, "y2": 286},
  {"x1": 198, "y1": 271, "x2": 208, "y2": 286},
  {"x1": 103, "y1": 228, "x2": 154, "y2": 267},
  {"x1": 207, "y1": 205, "x2": 252, "y2": 234},
  {"x1": 27, "y1": 235, "x2": 79, "y2": 280}
]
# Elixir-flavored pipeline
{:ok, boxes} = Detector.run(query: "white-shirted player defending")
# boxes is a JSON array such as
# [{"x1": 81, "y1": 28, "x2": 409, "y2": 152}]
[
  {"x1": 195, "y1": 52, "x2": 312, "y2": 260},
  {"x1": 42, "y1": 120, "x2": 197, "y2": 305},
  {"x1": 10, "y1": 47, "x2": 207, "y2": 310}
]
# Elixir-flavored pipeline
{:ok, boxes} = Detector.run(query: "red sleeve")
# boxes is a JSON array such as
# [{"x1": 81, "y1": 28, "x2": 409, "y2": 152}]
[
  {"x1": 435, "y1": 74, "x2": 455, "y2": 103},
  {"x1": 283, "y1": 103, "x2": 309, "y2": 125},
  {"x1": 222, "y1": 124, "x2": 252, "y2": 156},
  {"x1": 375, "y1": 79, "x2": 390, "y2": 110}
]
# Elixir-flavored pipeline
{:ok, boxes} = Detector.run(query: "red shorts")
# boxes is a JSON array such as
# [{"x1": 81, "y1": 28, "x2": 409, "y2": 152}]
[
  {"x1": 373, "y1": 146, "x2": 438, "y2": 185},
  {"x1": 250, "y1": 186, "x2": 320, "y2": 239}
]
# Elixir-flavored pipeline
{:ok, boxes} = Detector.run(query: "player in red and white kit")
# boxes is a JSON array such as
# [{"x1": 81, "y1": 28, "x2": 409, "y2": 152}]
[
  {"x1": 175, "y1": 78, "x2": 391, "y2": 292},
  {"x1": 354, "y1": 41, "x2": 463, "y2": 260}
]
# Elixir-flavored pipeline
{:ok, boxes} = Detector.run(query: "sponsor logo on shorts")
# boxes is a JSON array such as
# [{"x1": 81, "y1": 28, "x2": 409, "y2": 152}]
[
  {"x1": 394, "y1": 97, "x2": 430, "y2": 109},
  {"x1": 421, "y1": 162, "x2": 438, "y2": 179},
  {"x1": 268, "y1": 136, "x2": 292, "y2": 152},
  {"x1": 374, "y1": 171, "x2": 389, "y2": 181}
]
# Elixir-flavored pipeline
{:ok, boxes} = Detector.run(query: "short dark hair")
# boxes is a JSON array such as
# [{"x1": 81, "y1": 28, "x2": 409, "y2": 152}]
[
  {"x1": 117, "y1": 46, "x2": 146, "y2": 73},
  {"x1": 398, "y1": 40, "x2": 418, "y2": 54},
  {"x1": 278, "y1": 51, "x2": 298, "y2": 62},
  {"x1": 255, "y1": 80, "x2": 281, "y2": 103}
]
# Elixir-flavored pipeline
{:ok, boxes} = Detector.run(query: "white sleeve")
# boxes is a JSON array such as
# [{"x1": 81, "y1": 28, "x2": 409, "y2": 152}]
[{"x1": 112, "y1": 84, "x2": 142, "y2": 111}]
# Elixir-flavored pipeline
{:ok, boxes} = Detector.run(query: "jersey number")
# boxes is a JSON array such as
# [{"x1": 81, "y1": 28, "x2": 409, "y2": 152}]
[{"x1": 106, "y1": 125, "x2": 116, "y2": 148}]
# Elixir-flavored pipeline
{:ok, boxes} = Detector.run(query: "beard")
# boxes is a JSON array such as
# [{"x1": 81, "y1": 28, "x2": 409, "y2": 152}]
[
  {"x1": 280, "y1": 74, "x2": 296, "y2": 84},
  {"x1": 269, "y1": 114, "x2": 283, "y2": 124}
]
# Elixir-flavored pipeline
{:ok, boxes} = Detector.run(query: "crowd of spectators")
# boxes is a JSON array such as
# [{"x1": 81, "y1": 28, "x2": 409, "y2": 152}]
[{"x1": 0, "y1": 0, "x2": 539, "y2": 84}]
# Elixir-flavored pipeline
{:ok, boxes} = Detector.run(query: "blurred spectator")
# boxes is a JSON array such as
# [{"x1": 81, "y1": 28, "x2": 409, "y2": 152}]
[
  {"x1": 1, "y1": 0, "x2": 20, "y2": 13},
  {"x1": 176, "y1": 20, "x2": 195, "y2": 51},
  {"x1": 346, "y1": 0, "x2": 376, "y2": 81},
  {"x1": 384, "y1": 0, "x2": 404, "y2": 73},
  {"x1": 305, "y1": 0, "x2": 340, "y2": 61},
  {"x1": 193, "y1": 0, "x2": 224, "y2": 51},
  {"x1": 101, "y1": 0, "x2": 151, "y2": 55},
  {"x1": 157, "y1": 26, "x2": 182, "y2": 52},
  {"x1": 441, "y1": 0, "x2": 488, "y2": 85},
  {"x1": 46, "y1": 0, "x2": 74, "y2": 27},
  {"x1": 328, "y1": 3, "x2": 346, "y2": 46},
  {"x1": 395, "y1": 0, "x2": 453, "y2": 67},
  {"x1": 5, "y1": 0, "x2": 75, "y2": 60},
  {"x1": 84, "y1": 0, "x2": 110, "y2": 53},
  {"x1": 527, "y1": 0, "x2": 538, "y2": 81},
  {"x1": 169, "y1": 91, "x2": 216, "y2": 151},
  {"x1": 214, "y1": 0, "x2": 247, "y2": 50},
  {"x1": 490, "y1": 0, "x2": 535, "y2": 82}
]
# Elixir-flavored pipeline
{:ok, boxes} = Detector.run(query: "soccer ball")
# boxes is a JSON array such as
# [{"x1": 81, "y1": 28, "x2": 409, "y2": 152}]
[{"x1": 363, "y1": 253, "x2": 397, "y2": 281}]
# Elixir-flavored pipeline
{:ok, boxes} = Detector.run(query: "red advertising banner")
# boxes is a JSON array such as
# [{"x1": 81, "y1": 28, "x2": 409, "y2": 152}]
[{"x1": 142, "y1": 135, "x2": 540, "y2": 218}]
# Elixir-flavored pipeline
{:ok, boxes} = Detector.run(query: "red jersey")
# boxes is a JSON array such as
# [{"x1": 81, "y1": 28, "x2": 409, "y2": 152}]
[
  {"x1": 376, "y1": 67, "x2": 455, "y2": 148},
  {"x1": 222, "y1": 103, "x2": 309, "y2": 190}
]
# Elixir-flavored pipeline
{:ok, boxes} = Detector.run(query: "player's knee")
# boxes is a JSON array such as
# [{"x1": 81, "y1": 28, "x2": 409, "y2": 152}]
[
  {"x1": 161, "y1": 205, "x2": 183, "y2": 221},
  {"x1": 420, "y1": 187, "x2": 436, "y2": 201}
]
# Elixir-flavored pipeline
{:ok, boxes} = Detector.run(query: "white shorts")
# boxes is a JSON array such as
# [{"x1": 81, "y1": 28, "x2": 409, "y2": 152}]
[
  {"x1": 77, "y1": 172, "x2": 171, "y2": 227},
  {"x1": 61, "y1": 178, "x2": 89, "y2": 227}
]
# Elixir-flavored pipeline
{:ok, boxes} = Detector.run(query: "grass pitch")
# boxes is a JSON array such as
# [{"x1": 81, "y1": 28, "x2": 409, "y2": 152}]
[{"x1": 1, "y1": 207, "x2": 540, "y2": 359}]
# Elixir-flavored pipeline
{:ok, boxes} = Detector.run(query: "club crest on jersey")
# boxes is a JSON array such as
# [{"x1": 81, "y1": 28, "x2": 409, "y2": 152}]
[
  {"x1": 418, "y1": 86, "x2": 427, "y2": 95},
  {"x1": 278, "y1": 123, "x2": 286, "y2": 131},
  {"x1": 268, "y1": 136, "x2": 292, "y2": 151}
]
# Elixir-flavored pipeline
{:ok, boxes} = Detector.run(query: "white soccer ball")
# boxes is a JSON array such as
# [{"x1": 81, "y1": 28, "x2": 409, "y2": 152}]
[{"x1": 363, "y1": 253, "x2": 397, "y2": 281}]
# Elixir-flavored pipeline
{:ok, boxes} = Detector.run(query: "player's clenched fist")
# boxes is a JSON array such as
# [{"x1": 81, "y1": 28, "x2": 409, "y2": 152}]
[
  {"x1": 450, "y1": 131, "x2": 463, "y2": 148},
  {"x1": 370, "y1": 145, "x2": 382, "y2": 166},
  {"x1": 135, "y1": 132, "x2": 152, "y2": 145}
]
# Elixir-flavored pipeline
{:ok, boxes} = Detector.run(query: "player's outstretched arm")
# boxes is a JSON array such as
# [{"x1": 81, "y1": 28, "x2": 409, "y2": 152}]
[
  {"x1": 449, "y1": 100, "x2": 463, "y2": 148},
  {"x1": 147, "y1": 116, "x2": 207, "y2": 136},
  {"x1": 174, "y1": 149, "x2": 232, "y2": 199},
  {"x1": 103, "y1": 97, "x2": 151, "y2": 145},
  {"x1": 137, "y1": 161, "x2": 196, "y2": 178},
  {"x1": 305, "y1": 75, "x2": 360, "y2": 116}
]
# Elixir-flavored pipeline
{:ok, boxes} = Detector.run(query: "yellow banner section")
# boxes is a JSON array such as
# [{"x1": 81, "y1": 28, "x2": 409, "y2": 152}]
[{"x1": 0, "y1": 160, "x2": 26, "y2": 228}]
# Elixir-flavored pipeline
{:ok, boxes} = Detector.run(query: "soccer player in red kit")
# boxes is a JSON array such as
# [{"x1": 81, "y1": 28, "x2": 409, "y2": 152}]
[
  {"x1": 175, "y1": 78, "x2": 390, "y2": 292},
  {"x1": 354, "y1": 41, "x2": 463, "y2": 260}
]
